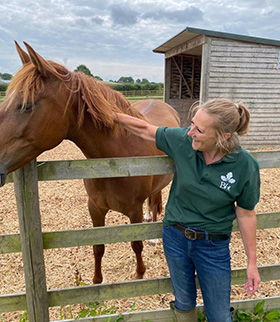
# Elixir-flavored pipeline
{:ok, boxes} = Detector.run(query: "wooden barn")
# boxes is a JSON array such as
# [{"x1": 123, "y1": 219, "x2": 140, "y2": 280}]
[{"x1": 153, "y1": 27, "x2": 280, "y2": 149}]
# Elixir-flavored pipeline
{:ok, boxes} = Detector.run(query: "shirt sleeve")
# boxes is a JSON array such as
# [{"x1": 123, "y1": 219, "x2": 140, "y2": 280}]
[
  {"x1": 156, "y1": 126, "x2": 190, "y2": 158},
  {"x1": 236, "y1": 165, "x2": 260, "y2": 210}
]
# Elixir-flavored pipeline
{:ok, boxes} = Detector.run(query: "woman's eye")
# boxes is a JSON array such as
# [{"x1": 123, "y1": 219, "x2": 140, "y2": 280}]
[{"x1": 191, "y1": 121, "x2": 202, "y2": 133}]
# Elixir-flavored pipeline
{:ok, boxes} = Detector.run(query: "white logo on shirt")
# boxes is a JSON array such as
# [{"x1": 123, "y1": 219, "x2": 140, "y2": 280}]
[{"x1": 220, "y1": 172, "x2": 236, "y2": 191}]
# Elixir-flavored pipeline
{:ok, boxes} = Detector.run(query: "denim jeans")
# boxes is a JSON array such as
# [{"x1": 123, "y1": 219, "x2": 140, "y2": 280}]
[{"x1": 162, "y1": 225, "x2": 232, "y2": 322}]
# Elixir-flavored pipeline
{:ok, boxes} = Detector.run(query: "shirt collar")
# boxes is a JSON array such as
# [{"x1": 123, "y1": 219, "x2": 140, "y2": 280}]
[{"x1": 197, "y1": 147, "x2": 240, "y2": 164}]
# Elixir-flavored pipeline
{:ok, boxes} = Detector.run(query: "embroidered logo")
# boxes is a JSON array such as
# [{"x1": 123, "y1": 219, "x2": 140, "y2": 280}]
[{"x1": 220, "y1": 172, "x2": 236, "y2": 191}]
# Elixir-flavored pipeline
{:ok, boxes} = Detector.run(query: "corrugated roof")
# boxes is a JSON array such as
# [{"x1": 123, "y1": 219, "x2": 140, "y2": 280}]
[{"x1": 153, "y1": 26, "x2": 280, "y2": 53}]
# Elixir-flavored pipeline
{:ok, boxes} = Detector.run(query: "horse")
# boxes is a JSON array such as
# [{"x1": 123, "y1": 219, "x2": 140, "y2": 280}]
[{"x1": 0, "y1": 42, "x2": 180, "y2": 284}]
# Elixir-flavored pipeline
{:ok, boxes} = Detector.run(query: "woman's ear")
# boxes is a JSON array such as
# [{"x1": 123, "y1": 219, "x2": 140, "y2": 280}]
[{"x1": 225, "y1": 132, "x2": 231, "y2": 140}]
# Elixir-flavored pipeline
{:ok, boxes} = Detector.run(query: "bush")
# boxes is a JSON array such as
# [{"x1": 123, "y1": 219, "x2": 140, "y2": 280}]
[
  {"x1": 0, "y1": 83, "x2": 8, "y2": 92},
  {"x1": 109, "y1": 82, "x2": 163, "y2": 92}
]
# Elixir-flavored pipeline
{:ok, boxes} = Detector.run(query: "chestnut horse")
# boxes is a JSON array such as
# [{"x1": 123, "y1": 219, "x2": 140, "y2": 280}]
[{"x1": 0, "y1": 42, "x2": 180, "y2": 283}]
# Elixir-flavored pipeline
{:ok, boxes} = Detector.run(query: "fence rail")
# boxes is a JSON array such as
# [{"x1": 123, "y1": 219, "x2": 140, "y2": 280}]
[
  {"x1": 1, "y1": 212, "x2": 279, "y2": 255},
  {"x1": 1, "y1": 152, "x2": 280, "y2": 321},
  {"x1": 119, "y1": 89, "x2": 163, "y2": 97}
]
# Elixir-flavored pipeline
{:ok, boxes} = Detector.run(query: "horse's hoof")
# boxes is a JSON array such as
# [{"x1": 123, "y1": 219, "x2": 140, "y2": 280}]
[
  {"x1": 135, "y1": 269, "x2": 145, "y2": 280},
  {"x1": 135, "y1": 273, "x2": 144, "y2": 280},
  {"x1": 93, "y1": 276, "x2": 103, "y2": 284}
]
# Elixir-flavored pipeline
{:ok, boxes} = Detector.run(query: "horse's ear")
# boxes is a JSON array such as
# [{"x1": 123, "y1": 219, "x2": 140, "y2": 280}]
[
  {"x1": 23, "y1": 42, "x2": 56, "y2": 77},
  {"x1": 15, "y1": 41, "x2": 30, "y2": 65}
]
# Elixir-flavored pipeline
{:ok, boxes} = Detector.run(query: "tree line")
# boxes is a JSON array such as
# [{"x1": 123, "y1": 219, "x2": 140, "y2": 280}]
[
  {"x1": 75, "y1": 65, "x2": 163, "y2": 92},
  {"x1": 0, "y1": 65, "x2": 163, "y2": 93}
]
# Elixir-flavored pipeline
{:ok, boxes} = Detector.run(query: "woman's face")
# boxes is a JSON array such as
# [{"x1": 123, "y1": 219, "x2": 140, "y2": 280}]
[{"x1": 188, "y1": 109, "x2": 218, "y2": 152}]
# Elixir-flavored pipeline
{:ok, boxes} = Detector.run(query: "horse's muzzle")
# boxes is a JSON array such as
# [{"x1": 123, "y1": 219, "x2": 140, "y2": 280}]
[
  {"x1": 0, "y1": 172, "x2": 6, "y2": 187},
  {"x1": 0, "y1": 162, "x2": 7, "y2": 187}
]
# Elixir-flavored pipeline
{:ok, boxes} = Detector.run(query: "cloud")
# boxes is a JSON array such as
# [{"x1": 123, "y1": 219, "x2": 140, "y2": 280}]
[
  {"x1": 91, "y1": 17, "x2": 105, "y2": 25},
  {"x1": 110, "y1": 4, "x2": 139, "y2": 26},
  {"x1": 142, "y1": 6, "x2": 203, "y2": 23},
  {"x1": 1, "y1": 0, "x2": 280, "y2": 82}
]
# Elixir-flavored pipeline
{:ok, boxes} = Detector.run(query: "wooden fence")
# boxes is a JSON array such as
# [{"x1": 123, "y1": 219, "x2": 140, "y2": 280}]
[
  {"x1": 0, "y1": 152, "x2": 280, "y2": 321},
  {"x1": 120, "y1": 89, "x2": 163, "y2": 98}
]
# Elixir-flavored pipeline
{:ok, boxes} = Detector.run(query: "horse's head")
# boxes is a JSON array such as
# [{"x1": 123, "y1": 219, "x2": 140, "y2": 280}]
[
  {"x1": 0, "y1": 42, "x2": 74, "y2": 186},
  {"x1": 0, "y1": 42, "x2": 141, "y2": 187}
]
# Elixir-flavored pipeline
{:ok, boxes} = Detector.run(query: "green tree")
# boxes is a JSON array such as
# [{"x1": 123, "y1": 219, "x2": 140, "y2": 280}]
[
  {"x1": 0, "y1": 73, "x2": 12, "y2": 80},
  {"x1": 74, "y1": 65, "x2": 93, "y2": 77},
  {"x1": 117, "y1": 76, "x2": 134, "y2": 84},
  {"x1": 141, "y1": 78, "x2": 150, "y2": 84},
  {"x1": 0, "y1": 83, "x2": 8, "y2": 91},
  {"x1": 94, "y1": 75, "x2": 103, "y2": 81}
]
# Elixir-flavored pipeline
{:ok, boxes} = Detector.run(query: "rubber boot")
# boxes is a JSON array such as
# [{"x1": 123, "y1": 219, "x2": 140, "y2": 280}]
[{"x1": 170, "y1": 301, "x2": 198, "y2": 322}]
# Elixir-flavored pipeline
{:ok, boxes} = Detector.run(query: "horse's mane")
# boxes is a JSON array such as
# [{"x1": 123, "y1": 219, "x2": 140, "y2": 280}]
[{"x1": 7, "y1": 60, "x2": 144, "y2": 132}]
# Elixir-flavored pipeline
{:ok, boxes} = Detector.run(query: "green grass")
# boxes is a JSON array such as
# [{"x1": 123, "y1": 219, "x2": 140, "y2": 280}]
[{"x1": 128, "y1": 97, "x2": 163, "y2": 104}]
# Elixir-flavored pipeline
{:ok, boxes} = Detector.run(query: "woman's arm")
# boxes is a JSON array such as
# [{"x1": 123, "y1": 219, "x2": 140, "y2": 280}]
[
  {"x1": 235, "y1": 206, "x2": 260, "y2": 294},
  {"x1": 115, "y1": 113, "x2": 158, "y2": 141}
]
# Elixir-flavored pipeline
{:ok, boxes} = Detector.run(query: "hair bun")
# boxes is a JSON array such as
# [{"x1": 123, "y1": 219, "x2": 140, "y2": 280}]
[{"x1": 235, "y1": 102, "x2": 250, "y2": 136}]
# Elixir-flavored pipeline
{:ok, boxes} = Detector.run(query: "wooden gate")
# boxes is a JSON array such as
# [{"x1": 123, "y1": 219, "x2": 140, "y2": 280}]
[{"x1": 0, "y1": 152, "x2": 280, "y2": 321}]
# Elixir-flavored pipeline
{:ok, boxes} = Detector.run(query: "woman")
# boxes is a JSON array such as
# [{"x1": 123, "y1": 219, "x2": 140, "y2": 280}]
[{"x1": 115, "y1": 98, "x2": 260, "y2": 322}]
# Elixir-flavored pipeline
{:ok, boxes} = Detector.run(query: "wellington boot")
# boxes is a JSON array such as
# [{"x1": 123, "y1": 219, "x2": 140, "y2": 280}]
[{"x1": 170, "y1": 301, "x2": 198, "y2": 322}]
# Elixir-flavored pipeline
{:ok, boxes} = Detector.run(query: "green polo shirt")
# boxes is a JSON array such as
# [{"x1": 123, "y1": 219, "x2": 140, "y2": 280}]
[{"x1": 156, "y1": 126, "x2": 260, "y2": 235}]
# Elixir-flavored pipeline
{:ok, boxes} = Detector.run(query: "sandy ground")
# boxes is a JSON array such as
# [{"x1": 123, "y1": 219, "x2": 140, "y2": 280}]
[{"x1": 0, "y1": 140, "x2": 279, "y2": 321}]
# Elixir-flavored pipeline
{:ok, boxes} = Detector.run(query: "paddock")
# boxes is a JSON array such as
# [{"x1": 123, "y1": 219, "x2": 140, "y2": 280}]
[{"x1": 0, "y1": 140, "x2": 279, "y2": 321}]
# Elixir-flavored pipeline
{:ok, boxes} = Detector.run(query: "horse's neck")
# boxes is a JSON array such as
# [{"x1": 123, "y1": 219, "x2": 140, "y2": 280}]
[{"x1": 67, "y1": 119, "x2": 135, "y2": 158}]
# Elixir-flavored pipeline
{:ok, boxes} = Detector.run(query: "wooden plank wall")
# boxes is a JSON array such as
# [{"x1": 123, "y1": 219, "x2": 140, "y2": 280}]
[{"x1": 207, "y1": 37, "x2": 280, "y2": 149}]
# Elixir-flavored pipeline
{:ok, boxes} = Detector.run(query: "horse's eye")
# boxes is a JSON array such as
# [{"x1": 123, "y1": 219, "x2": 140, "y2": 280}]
[{"x1": 18, "y1": 102, "x2": 33, "y2": 112}]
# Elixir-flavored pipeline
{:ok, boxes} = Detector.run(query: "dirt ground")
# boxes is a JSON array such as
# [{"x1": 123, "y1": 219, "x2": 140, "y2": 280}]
[{"x1": 0, "y1": 140, "x2": 279, "y2": 321}]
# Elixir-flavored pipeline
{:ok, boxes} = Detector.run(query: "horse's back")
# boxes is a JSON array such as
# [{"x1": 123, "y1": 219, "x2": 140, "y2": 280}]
[{"x1": 132, "y1": 99, "x2": 180, "y2": 127}]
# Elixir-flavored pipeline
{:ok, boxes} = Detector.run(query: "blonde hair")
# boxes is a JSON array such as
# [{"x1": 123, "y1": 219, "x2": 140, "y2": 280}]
[{"x1": 189, "y1": 98, "x2": 250, "y2": 154}]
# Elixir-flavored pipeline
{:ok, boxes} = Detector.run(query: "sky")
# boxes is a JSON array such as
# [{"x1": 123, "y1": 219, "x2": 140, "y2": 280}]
[{"x1": 1, "y1": 0, "x2": 280, "y2": 83}]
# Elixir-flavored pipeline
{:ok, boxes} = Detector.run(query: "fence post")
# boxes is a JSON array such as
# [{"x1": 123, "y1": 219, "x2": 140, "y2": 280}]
[{"x1": 13, "y1": 159, "x2": 49, "y2": 322}]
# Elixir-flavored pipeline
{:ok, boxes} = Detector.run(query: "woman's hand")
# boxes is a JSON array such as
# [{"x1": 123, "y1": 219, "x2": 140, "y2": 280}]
[
  {"x1": 244, "y1": 263, "x2": 261, "y2": 294},
  {"x1": 235, "y1": 206, "x2": 260, "y2": 294}
]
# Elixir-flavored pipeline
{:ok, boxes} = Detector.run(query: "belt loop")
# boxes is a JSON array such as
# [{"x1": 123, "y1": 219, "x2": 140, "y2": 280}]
[{"x1": 205, "y1": 230, "x2": 209, "y2": 240}]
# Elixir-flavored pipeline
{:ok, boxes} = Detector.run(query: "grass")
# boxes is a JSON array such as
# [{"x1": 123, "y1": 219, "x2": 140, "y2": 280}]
[{"x1": 128, "y1": 97, "x2": 163, "y2": 104}]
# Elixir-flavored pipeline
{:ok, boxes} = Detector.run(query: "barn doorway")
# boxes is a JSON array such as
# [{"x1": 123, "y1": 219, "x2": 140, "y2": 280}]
[
  {"x1": 165, "y1": 53, "x2": 202, "y2": 126},
  {"x1": 169, "y1": 54, "x2": 201, "y2": 100}
]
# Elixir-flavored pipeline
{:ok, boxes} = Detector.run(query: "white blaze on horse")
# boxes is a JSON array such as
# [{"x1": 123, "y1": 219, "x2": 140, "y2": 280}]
[{"x1": 0, "y1": 42, "x2": 180, "y2": 283}]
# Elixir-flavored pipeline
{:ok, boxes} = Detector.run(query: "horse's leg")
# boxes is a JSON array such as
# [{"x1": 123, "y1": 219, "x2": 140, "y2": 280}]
[
  {"x1": 143, "y1": 198, "x2": 152, "y2": 222},
  {"x1": 131, "y1": 239, "x2": 146, "y2": 279},
  {"x1": 87, "y1": 198, "x2": 108, "y2": 284},
  {"x1": 128, "y1": 208, "x2": 146, "y2": 279},
  {"x1": 152, "y1": 191, "x2": 162, "y2": 222},
  {"x1": 144, "y1": 192, "x2": 163, "y2": 222}
]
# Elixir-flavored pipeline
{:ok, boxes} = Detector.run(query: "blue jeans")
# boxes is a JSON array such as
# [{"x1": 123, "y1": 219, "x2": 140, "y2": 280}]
[{"x1": 162, "y1": 225, "x2": 232, "y2": 322}]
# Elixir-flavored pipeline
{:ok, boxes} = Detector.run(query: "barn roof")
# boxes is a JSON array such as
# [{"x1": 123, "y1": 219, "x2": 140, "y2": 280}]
[{"x1": 153, "y1": 26, "x2": 280, "y2": 53}]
